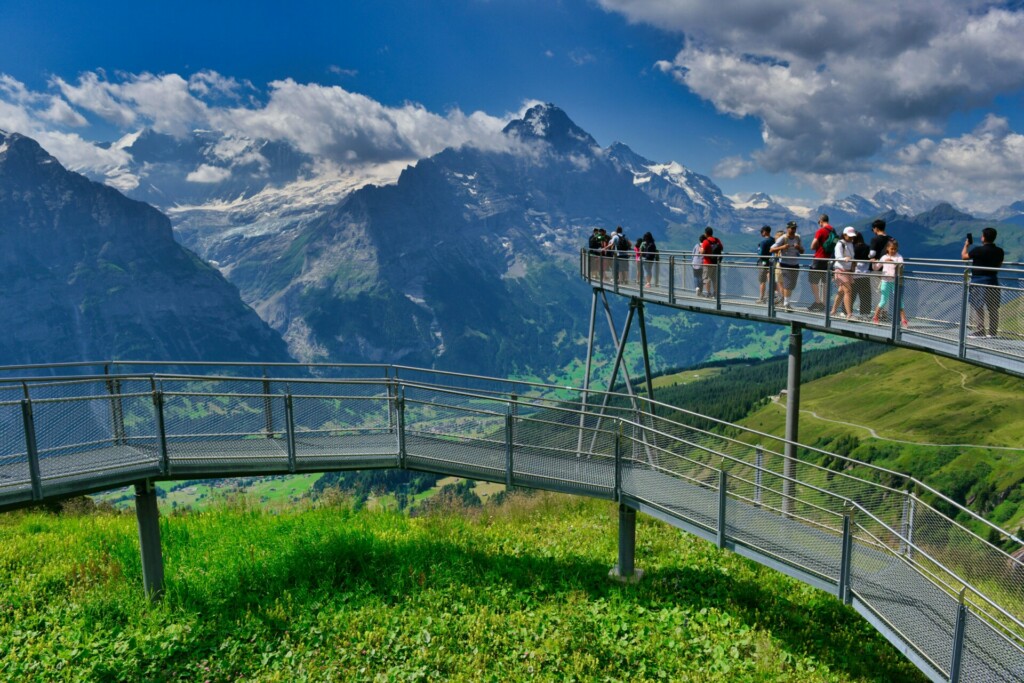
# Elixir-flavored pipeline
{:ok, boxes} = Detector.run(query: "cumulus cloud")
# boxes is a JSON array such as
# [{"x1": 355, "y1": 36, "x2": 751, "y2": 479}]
[
  {"x1": 0, "y1": 69, "x2": 529, "y2": 187},
  {"x1": 884, "y1": 115, "x2": 1024, "y2": 210},
  {"x1": 713, "y1": 155, "x2": 756, "y2": 179},
  {"x1": 186, "y1": 163, "x2": 233, "y2": 183},
  {"x1": 602, "y1": 0, "x2": 1024, "y2": 186}
]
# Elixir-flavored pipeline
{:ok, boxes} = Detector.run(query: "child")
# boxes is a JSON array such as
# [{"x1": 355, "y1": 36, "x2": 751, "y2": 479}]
[
  {"x1": 872, "y1": 239, "x2": 909, "y2": 327},
  {"x1": 691, "y1": 235, "x2": 704, "y2": 296}
]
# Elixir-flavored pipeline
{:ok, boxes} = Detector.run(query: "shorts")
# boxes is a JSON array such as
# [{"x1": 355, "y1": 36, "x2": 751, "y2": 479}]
[
  {"x1": 808, "y1": 259, "x2": 828, "y2": 285},
  {"x1": 758, "y1": 262, "x2": 770, "y2": 284},
  {"x1": 780, "y1": 264, "x2": 799, "y2": 291},
  {"x1": 834, "y1": 270, "x2": 853, "y2": 287}
]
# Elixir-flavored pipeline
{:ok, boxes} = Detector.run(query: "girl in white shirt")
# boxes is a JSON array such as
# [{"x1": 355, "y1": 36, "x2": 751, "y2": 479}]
[{"x1": 872, "y1": 240, "x2": 909, "y2": 327}]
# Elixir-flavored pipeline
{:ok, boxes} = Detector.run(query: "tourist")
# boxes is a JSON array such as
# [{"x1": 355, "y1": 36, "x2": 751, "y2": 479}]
[
  {"x1": 830, "y1": 226, "x2": 856, "y2": 319},
  {"x1": 807, "y1": 214, "x2": 835, "y2": 311},
  {"x1": 770, "y1": 221, "x2": 803, "y2": 310},
  {"x1": 872, "y1": 239, "x2": 909, "y2": 327},
  {"x1": 962, "y1": 227, "x2": 1005, "y2": 338}
]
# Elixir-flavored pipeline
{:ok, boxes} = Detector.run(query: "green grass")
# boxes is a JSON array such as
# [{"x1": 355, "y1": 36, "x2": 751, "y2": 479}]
[{"x1": 0, "y1": 494, "x2": 925, "y2": 682}]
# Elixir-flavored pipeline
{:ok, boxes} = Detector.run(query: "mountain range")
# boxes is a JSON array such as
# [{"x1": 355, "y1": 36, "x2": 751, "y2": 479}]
[
  {"x1": 0, "y1": 131, "x2": 292, "y2": 367},
  {"x1": 3, "y1": 104, "x2": 1020, "y2": 375}
]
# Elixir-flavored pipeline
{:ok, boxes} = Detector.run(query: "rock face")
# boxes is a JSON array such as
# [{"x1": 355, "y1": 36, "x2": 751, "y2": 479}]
[
  {"x1": 165, "y1": 104, "x2": 755, "y2": 376},
  {"x1": 0, "y1": 131, "x2": 293, "y2": 366}
]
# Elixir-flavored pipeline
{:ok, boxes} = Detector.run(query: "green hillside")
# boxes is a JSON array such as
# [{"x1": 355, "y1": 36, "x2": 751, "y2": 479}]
[
  {"x1": 0, "y1": 494, "x2": 923, "y2": 681},
  {"x1": 739, "y1": 348, "x2": 1024, "y2": 535}
]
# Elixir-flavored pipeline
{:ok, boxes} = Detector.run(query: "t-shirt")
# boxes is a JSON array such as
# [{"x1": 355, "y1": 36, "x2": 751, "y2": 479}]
[
  {"x1": 833, "y1": 240, "x2": 855, "y2": 271},
  {"x1": 968, "y1": 243, "x2": 1005, "y2": 282},
  {"x1": 773, "y1": 235, "x2": 802, "y2": 266},
  {"x1": 875, "y1": 253, "x2": 903, "y2": 279},
  {"x1": 701, "y1": 237, "x2": 722, "y2": 265},
  {"x1": 757, "y1": 237, "x2": 774, "y2": 263},
  {"x1": 869, "y1": 233, "x2": 891, "y2": 259},
  {"x1": 853, "y1": 242, "x2": 871, "y2": 273},
  {"x1": 691, "y1": 243, "x2": 703, "y2": 269},
  {"x1": 813, "y1": 224, "x2": 834, "y2": 259}
]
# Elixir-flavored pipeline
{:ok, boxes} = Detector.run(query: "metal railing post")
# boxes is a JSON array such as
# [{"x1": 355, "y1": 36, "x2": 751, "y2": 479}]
[
  {"x1": 958, "y1": 269, "x2": 971, "y2": 358},
  {"x1": 284, "y1": 394, "x2": 297, "y2": 473},
  {"x1": 667, "y1": 255, "x2": 676, "y2": 303},
  {"x1": 20, "y1": 398, "x2": 43, "y2": 501},
  {"x1": 714, "y1": 258, "x2": 722, "y2": 310},
  {"x1": 396, "y1": 387, "x2": 406, "y2": 468},
  {"x1": 505, "y1": 402, "x2": 514, "y2": 488},
  {"x1": 386, "y1": 375, "x2": 397, "y2": 434},
  {"x1": 614, "y1": 419, "x2": 623, "y2": 500},
  {"x1": 262, "y1": 374, "x2": 274, "y2": 438},
  {"x1": 717, "y1": 469, "x2": 728, "y2": 549},
  {"x1": 767, "y1": 260, "x2": 777, "y2": 317},
  {"x1": 824, "y1": 263, "x2": 834, "y2": 326},
  {"x1": 838, "y1": 507, "x2": 854, "y2": 604},
  {"x1": 949, "y1": 588, "x2": 968, "y2": 683},
  {"x1": 754, "y1": 446, "x2": 763, "y2": 508},
  {"x1": 906, "y1": 492, "x2": 916, "y2": 561},
  {"x1": 891, "y1": 264, "x2": 904, "y2": 340},
  {"x1": 106, "y1": 377, "x2": 126, "y2": 446},
  {"x1": 613, "y1": 256, "x2": 620, "y2": 294},
  {"x1": 152, "y1": 388, "x2": 169, "y2": 476}
]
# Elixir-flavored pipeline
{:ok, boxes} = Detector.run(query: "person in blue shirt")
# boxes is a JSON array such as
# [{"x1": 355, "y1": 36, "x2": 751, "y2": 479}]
[{"x1": 756, "y1": 225, "x2": 774, "y2": 303}]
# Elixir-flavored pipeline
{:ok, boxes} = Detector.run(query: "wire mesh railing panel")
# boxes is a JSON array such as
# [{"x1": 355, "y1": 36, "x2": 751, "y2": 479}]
[
  {"x1": 901, "y1": 273, "x2": 963, "y2": 344},
  {"x1": 0, "y1": 401, "x2": 30, "y2": 495},
  {"x1": 960, "y1": 608, "x2": 1024, "y2": 682},
  {"x1": 161, "y1": 392, "x2": 289, "y2": 467},
  {"x1": 911, "y1": 502, "x2": 1024, "y2": 626},
  {"x1": 851, "y1": 524, "x2": 958, "y2": 679},
  {"x1": 718, "y1": 260, "x2": 765, "y2": 308},
  {"x1": 511, "y1": 414, "x2": 615, "y2": 494},
  {"x1": 290, "y1": 392, "x2": 395, "y2": 460}
]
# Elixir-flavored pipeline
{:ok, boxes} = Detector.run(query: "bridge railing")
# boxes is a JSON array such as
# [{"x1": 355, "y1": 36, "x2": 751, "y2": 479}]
[
  {"x1": 582, "y1": 249, "x2": 1024, "y2": 375},
  {"x1": 3, "y1": 363, "x2": 1024, "y2": 679}
]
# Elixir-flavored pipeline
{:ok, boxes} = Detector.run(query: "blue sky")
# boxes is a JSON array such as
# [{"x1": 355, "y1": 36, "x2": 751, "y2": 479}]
[{"x1": 3, "y1": 0, "x2": 1024, "y2": 211}]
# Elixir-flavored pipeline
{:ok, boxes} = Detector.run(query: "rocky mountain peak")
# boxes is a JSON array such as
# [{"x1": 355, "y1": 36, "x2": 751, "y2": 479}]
[{"x1": 503, "y1": 103, "x2": 598, "y2": 154}]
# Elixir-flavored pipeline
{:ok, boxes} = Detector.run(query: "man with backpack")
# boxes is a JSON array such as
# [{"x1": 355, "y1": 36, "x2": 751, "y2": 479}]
[
  {"x1": 701, "y1": 226, "x2": 724, "y2": 298},
  {"x1": 807, "y1": 214, "x2": 835, "y2": 311},
  {"x1": 606, "y1": 226, "x2": 633, "y2": 284}
]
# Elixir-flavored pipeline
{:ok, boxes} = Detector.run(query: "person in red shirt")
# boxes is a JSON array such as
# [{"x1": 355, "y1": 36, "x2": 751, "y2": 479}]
[
  {"x1": 700, "y1": 226, "x2": 723, "y2": 298},
  {"x1": 807, "y1": 213, "x2": 835, "y2": 311}
]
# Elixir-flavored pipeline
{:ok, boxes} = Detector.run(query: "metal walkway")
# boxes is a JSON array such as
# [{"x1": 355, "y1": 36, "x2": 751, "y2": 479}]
[
  {"x1": 581, "y1": 251, "x2": 1024, "y2": 378},
  {"x1": 1, "y1": 364, "x2": 1023, "y2": 681}
]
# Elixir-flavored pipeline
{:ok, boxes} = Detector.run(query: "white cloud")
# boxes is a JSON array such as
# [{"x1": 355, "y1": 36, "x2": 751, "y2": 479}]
[
  {"x1": 713, "y1": 155, "x2": 755, "y2": 178},
  {"x1": 186, "y1": 163, "x2": 233, "y2": 183},
  {"x1": 601, "y1": 0, "x2": 1024, "y2": 187}
]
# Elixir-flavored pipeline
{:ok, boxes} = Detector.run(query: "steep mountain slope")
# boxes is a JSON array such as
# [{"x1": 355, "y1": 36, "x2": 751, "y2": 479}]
[
  {"x1": 0, "y1": 131, "x2": 293, "y2": 366},
  {"x1": 171, "y1": 104, "x2": 766, "y2": 376}
]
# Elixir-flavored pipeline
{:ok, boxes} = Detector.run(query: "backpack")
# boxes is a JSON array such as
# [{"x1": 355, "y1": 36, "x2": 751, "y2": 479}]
[
  {"x1": 706, "y1": 236, "x2": 723, "y2": 257},
  {"x1": 618, "y1": 235, "x2": 632, "y2": 254},
  {"x1": 588, "y1": 233, "x2": 602, "y2": 251},
  {"x1": 640, "y1": 240, "x2": 659, "y2": 261},
  {"x1": 821, "y1": 228, "x2": 838, "y2": 258}
]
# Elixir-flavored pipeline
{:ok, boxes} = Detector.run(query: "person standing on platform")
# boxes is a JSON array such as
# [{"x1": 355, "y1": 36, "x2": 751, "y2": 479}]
[
  {"x1": 851, "y1": 231, "x2": 873, "y2": 317},
  {"x1": 807, "y1": 214, "x2": 835, "y2": 311},
  {"x1": 701, "y1": 227, "x2": 724, "y2": 298},
  {"x1": 770, "y1": 221, "x2": 803, "y2": 310},
  {"x1": 691, "y1": 235, "x2": 704, "y2": 296},
  {"x1": 756, "y1": 225, "x2": 774, "y2": 303},
  {"x1": 962, "y1": 227, "x2": 1005, "y2": 338}
]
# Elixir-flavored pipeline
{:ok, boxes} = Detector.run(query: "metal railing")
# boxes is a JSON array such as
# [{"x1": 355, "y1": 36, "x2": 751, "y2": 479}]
[
  {"x1": 582, "y1": 249, "x2": 1024, "y2": 377},
  {"x1": 1, "y1": 362, "x2": 1023, "y2": 681}
]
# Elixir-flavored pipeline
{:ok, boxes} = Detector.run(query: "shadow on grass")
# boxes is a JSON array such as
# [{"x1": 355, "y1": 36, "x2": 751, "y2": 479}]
[{"x1": 151, "y1": 517, "x2": 923, "y2": 682}]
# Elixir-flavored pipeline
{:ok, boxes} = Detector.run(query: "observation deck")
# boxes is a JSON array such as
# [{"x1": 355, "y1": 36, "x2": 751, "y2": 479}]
[
  {"x1": 580, "y1": 249, "x2": 1024, "y2": 378},
  {"x1": 0, "y1": 359, "x2": 1022, "y2": 682}
]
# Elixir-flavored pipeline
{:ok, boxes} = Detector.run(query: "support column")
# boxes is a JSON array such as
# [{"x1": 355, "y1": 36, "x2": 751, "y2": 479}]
[
  {"x1": 783, "y1": 323, "x2": 802, "y2": 516},
  {"x1": 134, "y1": 481, "x2": 164, "y2": 600},
  {"x1": 609, "y1": 503, "x2": 643, "y2": 583},
  {"x1": 577, "y1": 288, "x2": 600, "y2": 457},
  {"x1": 636, "y1": 300, "x2": 655, "y2": 416}
]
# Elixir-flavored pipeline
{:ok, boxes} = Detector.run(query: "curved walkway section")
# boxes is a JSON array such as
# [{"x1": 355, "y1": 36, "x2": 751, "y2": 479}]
[
  {"x1": 1, "y1": 363, "x2": 1023, "y2": 682},
  {"x1": 581, "y1": 251, "x2": 1024, "y2": 378}
]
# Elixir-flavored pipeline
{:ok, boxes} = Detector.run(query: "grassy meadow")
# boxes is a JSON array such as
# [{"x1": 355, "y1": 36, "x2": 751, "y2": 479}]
[{"x1": 0, "y1": 493, "x2": 924, "y2": 682}]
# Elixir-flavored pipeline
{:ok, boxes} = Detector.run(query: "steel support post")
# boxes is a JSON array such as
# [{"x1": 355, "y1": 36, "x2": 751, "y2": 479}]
[
  {"x1": 783, "y1": 323, "x2": 802, "y2": 517},
  {"x1": 949, "y1": 588, "x2": 968, "y2": 683},
  {"x1": 824, "y1": 266, "x2": 834, "y2": 326},
  {"x1": 636, "y1": 300, "x2": 656, "y2": 416},
  {"x1": 134, "y1": 480, "x2": 164, "y2": 601},
  {"x1": 576, "y1": 288, "x2": 599, "y2": 458},
  {"x1": 386, "y1": 377, "x2": 397, "y2": 434},
  {"x1": 717, "y1": 470, "x2": 728, "y2": 549},
  {"x1": 609, "y1": 502, "x2": 642, "y2": 582},
  {"x1": 715, "y1": 260, "x2": 722, "y2": 310},
  {"x1": 906, "y1": 493, "x2": 916, "y2": 561},
  {"x1": 614, "y1": 420, "x2": 622, "y2": 500},
  {"x1": 20, "y1": 399, "x2": 43, "y2": 501},
  {"x1": 838, "y1": 508, "x2": 854, "y2": 604},
  {"x1": 284, "y1": 394, "x2": 297, "y2": 473},
  {"x1": 767, "y1": 261, "x2": 777, "y2": 316}
]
